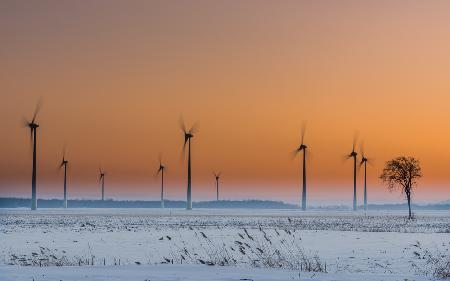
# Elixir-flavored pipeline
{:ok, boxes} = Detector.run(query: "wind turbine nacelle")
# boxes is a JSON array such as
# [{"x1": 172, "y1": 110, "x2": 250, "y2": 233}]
[{"x1": 29, "y1": 123, "x2": 39, "y2": 129}]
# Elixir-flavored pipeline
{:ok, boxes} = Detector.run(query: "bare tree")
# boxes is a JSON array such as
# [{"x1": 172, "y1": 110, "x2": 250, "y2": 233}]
[{"x1": 380, "y1": 156, "x2": 422, "y2": 219}]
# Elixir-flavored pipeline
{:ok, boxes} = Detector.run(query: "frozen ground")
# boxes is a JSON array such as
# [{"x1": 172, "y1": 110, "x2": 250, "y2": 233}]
[
  {"x1": 0, "y1": 208, "x2": 449, "y2": 281},
  {"x1": 0, "y1": 264, "x2": 438, "y2": 281}
]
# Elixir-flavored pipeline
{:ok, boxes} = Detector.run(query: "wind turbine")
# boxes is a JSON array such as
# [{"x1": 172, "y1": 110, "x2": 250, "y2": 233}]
[
  {"x1": 346, "y1": 132, "x2": 359, "y2": 211},
  {"x1": 99, "y1": 167, "x2": 106, "y2": 201},
  {"x1": 213, "y1": 172, "x2": 221, "y2": 201},
  {"x1": 59, "y1": 149, "x2": 69, "y2": 208},
  {"x1": 156, "y1": 156, "x2": 166, "y2": 208},
  {"x1": 293, "y1": 122, "x2": 308, "y2": 210},
  {"x1": 359, "y1": 142, "x2": 372, "y2": 211},
  {"x1": 23, "y1": 102, "x2": 42, "y2": 210},
  {"x1": 180, "y1": 118, "x2": 198, "y2": 210}
]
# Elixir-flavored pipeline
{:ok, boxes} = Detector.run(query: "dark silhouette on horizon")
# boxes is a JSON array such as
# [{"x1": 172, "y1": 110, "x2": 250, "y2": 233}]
[
  {"x1": 293, "y1": 121, "x2": 308, "y2": 210},
  {"x1": 2, "y1": 197, "x2": 446, "y2": 210},
  {"x1": 156, "y1": 156, "x2": 166, "y2": 208},
  {"x1": 23, "y1": 102, "x2": 42, "y2": 210},
  {"x1": 346, "y1": 132, "x2": 359, "y2": 211},
  {"x1": 380, "y1": 156, "x2": 422, "y2": 219},
  {"x1": 359, "y1": 142, "x2": 372, "y2": 211},
  {"x1": 14, "y1": 104, "x2": 436, "y2": 215},
  {"x1": 213, "y1": 171, "x2": 221, "y2": 201},
  {"x1": 180, "y1": 117, "x2": 198, "y2": 210},
  {"x1": 59, "y1": 148, "x2": 69, "y2": 208},
  {"x1": 99, "y1": 167, "x2": 106, "y2": 201}
]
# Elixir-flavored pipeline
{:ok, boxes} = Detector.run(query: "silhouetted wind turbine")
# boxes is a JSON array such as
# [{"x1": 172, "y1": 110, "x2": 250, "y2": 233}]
[
  {"x1": 59, "y1": 148, "x2": 69, "y2": 208},
  {"x1": 346, "y1": 132, "x2": 359, "y2": 211},
  {"x1": 180, "y1": 118, "x2": 198, "y2": 210},
  {"x1": 99, "y1": 167, "x2": 106, "y2": 201},
  {"x1": 293, "y1": 122, "x2": 308, "y2": 210},
  {"x1": 156, "y1": 156, "x2": 166, "y2": 208},
  {"x1": 23, "y1": 102, "x2": 42, "y2": 210},
  {"x1": 359, "y1": 142, "x2": 372, "y2": 211},
  {"x1": 213, "y1": 171, "x2": 221, "y2": 201}
]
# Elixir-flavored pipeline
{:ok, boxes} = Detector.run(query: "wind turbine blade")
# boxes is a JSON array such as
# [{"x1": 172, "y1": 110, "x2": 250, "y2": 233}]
[
  {"x1": 189, "y1": 122, "x2": 199, "y2": 135},
  {"x1": 21, "y1": 117, "x2": 30, "y2": 128},
  {"x1": 31, "y1": 100, "x2": 43, "y2": 123},
  {"x1": 179, "y1": 116, "x2": 187, "y2": 133},
  {"x1": 357, "y1": 161, "x2": 363, "y2": 173},
  {"x1": 300, "y1": 120, "x2": 307, "y2": 145},
  {"x1": 341, "y1": 154, "x2": 351, "y2": 163},
  {"x1": 62, "y1": 143, "x2": 67, "y2": 159},
  {"x1": 180, "y1": 144, "x2": 186, "y2": 162},
  {"x1": 360, "y1": 141, "x2": 365, "y2": 158},
  {"x1": 291, "y1": 149, "x2": 300, "y2": 159},
  {"x1": 60, "y1": 145, "x2": 67, "y2": 167},
  {"x1": 352, "y1": 131, "x2": 360, "y2": 152},
  {"x1": 306, "y1": 149, "x2": 313, "y2": 163},
  {"x1": 183, "y1": 138, "x2": 188, "y2": 151}
]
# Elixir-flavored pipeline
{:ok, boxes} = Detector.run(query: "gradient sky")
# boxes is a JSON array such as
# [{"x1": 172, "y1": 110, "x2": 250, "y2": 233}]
[{"x1": 1, "y1": 0, "x2": 450, "y2": 205}]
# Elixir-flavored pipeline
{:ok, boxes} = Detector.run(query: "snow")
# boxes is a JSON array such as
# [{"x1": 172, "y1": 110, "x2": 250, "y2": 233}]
[
  {"x1": 0, "y1": 264, "x2": 433, "y2": 281},
  {"x1": 0, "y1": 208, "x2": 449, "y2": 280}
]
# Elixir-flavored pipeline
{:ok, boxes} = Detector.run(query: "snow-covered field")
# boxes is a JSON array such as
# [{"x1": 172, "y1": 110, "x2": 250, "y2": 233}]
[{"x1": 0, "y1": 208, "x2": 449, "y2": 281}]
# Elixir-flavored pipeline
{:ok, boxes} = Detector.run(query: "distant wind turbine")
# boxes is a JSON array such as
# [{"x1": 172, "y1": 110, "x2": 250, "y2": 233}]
[
  {"x1": 293, "y1": 122, "x2": 308, "y2": 210},
  {"x1": 156, "y1": 156, "x2": 166, "y2": 208},
  {"x1": 213, "y1": 171, "x2": 221, "y2": 201},
  {"x1": 359, "y1": 142, "x2": 373, "y2": 211},
  {"x1": 99, "y1": 167, "x2": 106, "y2": 201},
  {"x1": 23, "y1": 101, "x2": 42, "y2": 210},
  {"x1": 180, "y1": 117, "x2": 198, "y2": 210},
  {"x1": 346, "y1": 132, "x2": 359, "y2": 211},
  {"x1": 59, "y1": 148, "x2": 69, "y2": 208}
]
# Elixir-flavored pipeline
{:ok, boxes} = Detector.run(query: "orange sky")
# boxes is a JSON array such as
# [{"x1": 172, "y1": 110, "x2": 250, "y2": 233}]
[{"x1": 1, "y1": 0, "x2": 449, "y2": 204}]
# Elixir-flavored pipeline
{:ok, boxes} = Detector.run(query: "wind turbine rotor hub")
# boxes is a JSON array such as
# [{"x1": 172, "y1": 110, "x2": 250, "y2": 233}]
[{"x1": 29, "y1": 123, "x2": 39, "y2": 129}]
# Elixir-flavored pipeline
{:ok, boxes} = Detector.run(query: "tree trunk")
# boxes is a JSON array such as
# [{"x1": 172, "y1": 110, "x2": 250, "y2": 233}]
[{"x1": 407, "y1": 192, "x2": 412, "y2": 219}]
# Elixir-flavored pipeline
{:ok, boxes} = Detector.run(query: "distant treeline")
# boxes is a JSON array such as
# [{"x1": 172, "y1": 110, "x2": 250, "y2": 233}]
[
  {"x1": 0, "y1": 198, "x2": 296, "y2": 209},
  {"x1": 365, "y1": 203, "x2": 450, "y2": 210},
  {"x1": 0, "y1": 197, "x2": 449, "y2": 210}
]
